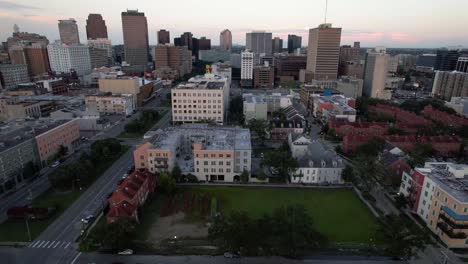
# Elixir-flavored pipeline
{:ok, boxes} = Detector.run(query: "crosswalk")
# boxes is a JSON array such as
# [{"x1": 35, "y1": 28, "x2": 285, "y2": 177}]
[{"x1": 28, "y1": 240, "x2": 72, "y2": 249}]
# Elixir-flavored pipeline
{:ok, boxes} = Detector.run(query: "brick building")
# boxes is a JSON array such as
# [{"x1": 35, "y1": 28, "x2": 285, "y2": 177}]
[
  {"x1": 328, "y1": 120, "x2": 389, "y2": 137},
  {"x1": 107, "y1": 169, "x2": 156, "y2": 224},
  {"x1": 368, "y1": 104, "x2": 431, "y2": 127},
  {"x1": 422, "y1": 105, "x2": 468, "y2": 128}
]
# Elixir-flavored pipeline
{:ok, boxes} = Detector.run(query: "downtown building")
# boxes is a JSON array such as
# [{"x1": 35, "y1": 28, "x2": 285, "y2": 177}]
[
  {"x1": 153, "y1": 44, "x2": 192, "y2": 79},
  {"x1": 0, "y1": 64, "x2": 30, "y2": 90},
  {"x1": 47, "y1": 41, "x2": 92, "y2": 76},
  {"x1": 246, "y1": 31, "x2": 273, "y2": 54},
  {"x1": 272, "y1": 37, "x2": 283, "y2": 53},
  {"x1": 8, "y1": 42, "x2": 50, "y2": 77},
  {"x1": 275, "y1": 55, "x2": 307, "y2": 81},
  {"x1": 399, "y1": 162, "x2": 468, "y2": 249},
  {"x1": 86, "y1": 14, "x2": 108, "y2": 40},
  {"x1": 171, "y1": 73, "x2": 229, "y2": 125},
  {"x1": 157, "y1": 29, "x2": 170, "y2": 45},
  {"x1": 134, "y1": 124, "x2": 252, "y2": 182},
  {"x1": 98, "y1": 77, "x2": 154, "y2": 107},
  {"x1": 287, "y1": 34, "x2": 302, "y2": 54},
  {"x1": 87, "y1": 38, "x2": 113, "y2": 66},
  {"x1": 58, "y1": 19, "x2": 80, "y2": 44},
  {"x1": 220, "y1": 29, "x2": 232, "y2": 51},
  {"x1": 241, "y1": 50, "x2": 254, "y2": 88},
  {"x1": 363, "y1": 47, "x2": 391, "y2": 100},
  {"x1": 303, "y1": 24, "x2": 341, "y2": 81},
  {"x1": 85, "y1": 93, "x2": 135, "y2": 116},
  {"x1": 432, "y1": 70, "x2": 468, "y2": 100},
  {"x1": 121, "y1": 10, "x2": 149, "y2": 66},
  {"x1": 253, "y1": 62, "x2": 274, "y2": 88}
]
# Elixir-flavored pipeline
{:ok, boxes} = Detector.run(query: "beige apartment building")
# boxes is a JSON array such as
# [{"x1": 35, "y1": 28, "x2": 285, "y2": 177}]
[
  {"x1": 171, "y1": 73, "x2": 229, "y2": 125},
  {"x1": 363, "y1": 47, "x2": 391, "y2": 99},
  {"x1": 134, "y1": 124, "x2": 252, "y2": 182},
  {"x1": 306, "y1": 24, "x2": 342, "y2": 80},
  {"x1": 98, "y1": 77, "x2": 153, "y2": 107},
  {"x1": 35, "y1": 119, "x2": 80, "y2": 165},
  {"x1": 85, "y1": 94, "x2": 135, "y2": 116}
]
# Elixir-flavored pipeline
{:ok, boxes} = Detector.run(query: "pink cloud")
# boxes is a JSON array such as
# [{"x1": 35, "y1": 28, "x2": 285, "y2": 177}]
[
  {"x1": 0, "y1": 11, "x2": 60, "y2": 25},
  {"x1": 390, "y1": 33, "x2": 420, "y2": 43}
]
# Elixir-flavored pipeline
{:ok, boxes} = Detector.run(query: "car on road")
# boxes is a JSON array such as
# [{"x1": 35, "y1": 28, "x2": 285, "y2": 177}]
[
  {"x1": 51, "y1": 161, "x2": 60, "y2": 168},
  {"x1": 81, "y1": 214, "x2": 95, "y2": 224},
  {"x1": 223, "y1": 252, "x2": 240, "y2": 258},
  {"x1": 122, "y1": 173, "x2": 129, "y2": 179},
  {"x1": 118, "y1": 249, "x2": 133, "y2": 255}
]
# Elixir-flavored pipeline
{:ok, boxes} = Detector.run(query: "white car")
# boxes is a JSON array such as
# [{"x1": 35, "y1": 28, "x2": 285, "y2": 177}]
[
  {"x1": 122, "y1": 173, "x2": 129, "y2": 179},
  {"x1": 118, "y1": 249, "x2": 133, "y2": 255},
  {"x1": 51, "y1": 161, "x2": 60, "y2": 168}
]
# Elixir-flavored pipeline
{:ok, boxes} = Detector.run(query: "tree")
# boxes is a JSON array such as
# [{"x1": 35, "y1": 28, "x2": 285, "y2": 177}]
[
  {"x1": 159, "y1": 172, "x2": 176, "y2": 194},
  {"x1": 341, "y1": 165, "x2": 354, "y2": 183},
  {"x1": 171, "y1": 164, "x2": 182, "y2": 182},
  {"x1": 22, "y1": 161, "x2": 39, "y2": 179},
  {"x1": 257, "y1": 169, "x2": 267, "y2": 181},
  {"x1": 356, "y1": 137, "x2": 385, "y2": 157},
  {"x1": 262, "y1": 151, "x2": 298, "y2": 182},
  {"x1": 240, "y1": 169, "x2": 249, "y2": 183},
  {"x1": 248, "y1": 119, "x2": 270, "y2": 145},
  {"x1": 387, "y1": 127, "x2": 406, "y2": 135},
  {"x1": 228, "y1": 95, "x2": 244, "y2": 125},
  {"x1": 407, "y1": 143, "x2": 434, "y2": 167},
  {"x1": 57, "y1": 145, "x2": 68, "y2": 157},
  {"x1": 91, "y1": 217, "x2": 135, "y2": 251},
  {"x1": 378, "y1": 214, "x2": 429, "y2": 258}
]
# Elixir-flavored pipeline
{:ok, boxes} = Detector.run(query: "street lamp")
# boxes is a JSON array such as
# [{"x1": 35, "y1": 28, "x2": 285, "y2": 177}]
[{"x1": 25, "y1": 215, "x2": 32, "y2": 242}]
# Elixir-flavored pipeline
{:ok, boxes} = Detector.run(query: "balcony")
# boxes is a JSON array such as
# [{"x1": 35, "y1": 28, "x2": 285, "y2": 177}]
[
  {"x1": 437, "y1": 222, "x2": 467, "y2": 239},
  {"x1": 439, "y1": 213, "x2": 468, "y2": 230}
]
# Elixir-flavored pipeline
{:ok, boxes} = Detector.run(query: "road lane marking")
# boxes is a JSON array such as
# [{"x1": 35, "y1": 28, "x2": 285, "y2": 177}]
[
  {"x1": 48, "y1": 240, "x2": 56, "y2": 248},
  {"x1": 70, "y1": 252, "x2": 81, "y2": 264},
  {"x1": 65, "y1": 242, "x2": 71, "y2": 249},
  {"x1": 60, "y1": 241, "x2": 66, "y2": 248},
  {"x1": 29, "y1": 241, "x2": 39, "y2": 248},
  {"x1": 37, "y1": 241, "x2": 46, "y2": 248},
  {"x1": 53, "y1": 241, "x2": 60, "y2": 248},
  {"x1": 42, "y1": 241, "x2": 50, "y2": 248}
]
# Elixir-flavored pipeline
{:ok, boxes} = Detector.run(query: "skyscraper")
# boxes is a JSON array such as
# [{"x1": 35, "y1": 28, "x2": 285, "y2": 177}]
[
  {"x1": 338, "y1": 42, "x2": 362, "y2": 77},
  {"x1": 246, "y1": 31, "x2": 272, "y2": 54},
  {"x1": 287, "y1": 35, "x2": 302, "y2": 53},
  {"x1": 306, "y1": 24, "x2": 341, "y2": 80},
  {"x1": 86, "y1": 14, "x2": 108, "y2": 40},
  {"x1": 435, "y1": 50, "x2": 460, "y2": 71},
  {"x1": 58, "y1": 19, "x2": 80, "y2": 44},
  {"x1": 47, "y1": 41, "x2": 91, "y2": 76},
  {"x1": 456, "y1": 57, "x2": 468, "y2": 73},
  {"x1": 121, "y1": 10, "x2": 149, "y2": 66},
  {"x1": 272, "y1": 37, "x2": 283, "y2": 53},
  {"x1": 363, "y1": 47, "x2": 390, "y2": 100},
  {"x1": 7, "y1": 31, "x2": 50, "y2": 76},
  {"x1": 157, "y1": 30, "x2": 170, "y2": 45},
  {"x1": 241, "y1": 50, "x2": 254, "y2": 88},
  {"x1": 220, "y1": 29, "x2": 232, "y2": 51}
]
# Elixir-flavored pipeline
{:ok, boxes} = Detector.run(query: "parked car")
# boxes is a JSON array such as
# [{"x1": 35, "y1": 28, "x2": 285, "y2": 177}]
[
  {"x1": 118, "y1": 249, "x2": 133, "y2": 255},
  {"x1": 223, "y1": 252, "x2": 239, "y2": 258},
  {"x1": 81, "y1": 214, "x2": 95, "y2": 224},
  {"x1": 122, "y1": 173, "x2": 129, "y2": 179},
  {"x1": 51, "y1": 161, "x2": 60, "y2": 168}
]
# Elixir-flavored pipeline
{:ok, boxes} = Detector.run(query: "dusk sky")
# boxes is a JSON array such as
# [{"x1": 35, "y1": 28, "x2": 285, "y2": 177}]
[{"x1": 1, "y1": 0, "x2": 467, "y2": 48}]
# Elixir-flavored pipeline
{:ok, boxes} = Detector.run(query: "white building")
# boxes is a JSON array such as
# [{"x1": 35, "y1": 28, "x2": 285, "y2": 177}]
[
  {"x1": 134, "y1": 124, "x2": 252, "y2": 182},
  {"x1": 47, "y1": 41, "x2": 92, "y2": 76},
  {"x1": 171, "y1": 73, "x2": 229, "y2": 125},
  {"x1": 241, "y1": 50, "x2": 254, "y2": 87},
  {"x1": 211, "y1": 62, "x2": 232, "y2": 88},
  {"x1": 85, "y1": 94, "x2": 135, "y2": 116},
  {"x1": 288, "y1": 135, "x2": 344, "y2": 184},
  {"x1": 243, "y1": 94, "x2": 268, "y2": 122},
  {"x1": 445, "y1": 97, "x2": 468, "y2": 117}
]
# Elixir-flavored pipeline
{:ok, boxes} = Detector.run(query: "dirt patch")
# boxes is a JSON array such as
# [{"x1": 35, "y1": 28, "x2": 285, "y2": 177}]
[{"x1": 147, "y1": 212, "x2": 208, "y2": 243}]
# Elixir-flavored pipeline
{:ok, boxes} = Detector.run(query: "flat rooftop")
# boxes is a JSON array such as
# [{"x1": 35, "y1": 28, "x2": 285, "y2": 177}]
[
  {"x1": 419, "y1": 163, "x2": 468, "y2": 203},
  {"x1": 175, "y1": 74, "x2": 227, "y2": 90},
  {"x1": 0, "y1": 119, "x2": 72, "y2": 153}
]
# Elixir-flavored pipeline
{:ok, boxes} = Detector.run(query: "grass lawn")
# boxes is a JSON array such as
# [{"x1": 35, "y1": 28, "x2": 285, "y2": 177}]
[
  {"x1": 182, "y1": 186, "x2": 379, "y2": 244},
  {"x1": 0, "y1": 190, "x2": 83, "y2": 242}
]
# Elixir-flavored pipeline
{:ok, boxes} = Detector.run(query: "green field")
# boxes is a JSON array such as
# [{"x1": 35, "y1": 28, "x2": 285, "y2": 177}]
[
  {"x1": 183, "y1": 186, "x2": 378, "y2": 244},
  {"x1": 0, "y1": 190, "x2": 82, "y2": 242}
]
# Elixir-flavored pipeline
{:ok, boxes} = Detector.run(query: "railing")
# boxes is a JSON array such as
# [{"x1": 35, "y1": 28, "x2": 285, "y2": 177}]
[
  {"x1": 437, "y1": 222, "x2": 467, "y2": 239},
  {"x1": 439, "y1": 213, "x2": 468, "y2": 230}
]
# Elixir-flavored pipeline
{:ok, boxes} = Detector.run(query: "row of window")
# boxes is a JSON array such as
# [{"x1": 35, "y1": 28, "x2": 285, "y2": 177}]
[
  {"x1": 196, "y1": 153, "x2": 231, "y2": 158},
  {"x1": 196, "y1": 168, "x2": 231, "y2": 173},
  {"x1": 173, "y1": 116, "x2": 222, "y2": 121},
  {"x1": 174, "y1": 110, "x2": 222, "y2": 114},
  {"x1": 174, "y1": 99, "x2": 222, "y2": 104},
  {"x1": 174, "y1": 104, "x2": 222, "y2": 109},
  {"x1": 196, "y1": 160, "x2": 232, "y2": 166},
  {"x1": 173, "y1": 92, "x2": 222, "y2": 97}
]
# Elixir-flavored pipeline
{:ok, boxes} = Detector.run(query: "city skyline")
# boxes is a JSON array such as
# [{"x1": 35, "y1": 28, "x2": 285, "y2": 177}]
[{"x1": 0, "y1": 0, "x2": 467, "y2": 48}]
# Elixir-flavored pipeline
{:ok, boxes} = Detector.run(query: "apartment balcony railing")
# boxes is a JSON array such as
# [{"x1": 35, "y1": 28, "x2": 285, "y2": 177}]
[
  {"x1": 437, "y1": 222, "x2": 467, "y2": 239},
  {"x1": 439, "y1": 213, "x2": 468, "y2": 230}
]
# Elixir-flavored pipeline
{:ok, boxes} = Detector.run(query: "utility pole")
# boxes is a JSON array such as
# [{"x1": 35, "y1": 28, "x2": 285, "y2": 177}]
[{"x1": 25, "y1": 216, "x2": 31, "y2": 242}]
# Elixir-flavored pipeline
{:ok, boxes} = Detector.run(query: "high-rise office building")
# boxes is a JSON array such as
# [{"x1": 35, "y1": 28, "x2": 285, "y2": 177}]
[
  {"x1": 86, "y1": 14, "x2": 108, "y2": 40},
  {"x1": 6, "y1": 32, "x2": 49, "y2": 49},
  {"x1": 287, "y1": 35, "x2": 302, "y2": 54},
  {"x1": 198, "y1": 37, "x2": 211, "y2": 51},
  {"x1": 241, "y1": 50, "x2": 254, "y2": 88},
  {"x1": 306, "y1": 24, "x2": 341, "y2": 80},
  {"x1": 153, "y1": 44, "x2": 192, "y2": 77},
  {"x1": 246, "y1": 31, "x2": 272, "y2": 54},
  {"x1": 157, "y1": 29, "x2": 170, "y2": 44},
  {"x1": 432, "y1": 71, "x2": 468, "y2": 100},
  {"x1": 58, "y1": 19, "x2": 80, "y2": 44},
  {"x1": 435, "y1": 50, "x2": 460, "y2": 71},
  {"x1": 0, "y1": 64, "x2": 30, "y2": 90},
  {"x1": 456, "y1": 57, "x2": 468, "y2": 73},
  {"x1": 47, "y1": 41, "x2": 91, "y2": 76},
  {"x1": 339, "y1": 42, "x2": 362, "y2": 77},
  {"x1": 8, "y1": 43, "x2": 50, "y2": 77},
  {"x1": 220, "y1": 29, "x2": 232, "y2": 51},
  {"x1": 88, "y1": 38, "x2": 113, "y2": 65},
  {"x1": 272, "y1": 37, "x2": 283, "y2": 53},
  {"x1": 363, "y1": 47, "x2": 390, "y2": 100},
  {"x1": 121, "y1": 10, "x2": 149, "y2": 66}
]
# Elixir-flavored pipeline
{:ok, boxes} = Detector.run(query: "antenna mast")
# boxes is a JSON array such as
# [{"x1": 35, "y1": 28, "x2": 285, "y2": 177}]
[{"x1": 324, "y1": 0, "x2": 328, "y2": 24}]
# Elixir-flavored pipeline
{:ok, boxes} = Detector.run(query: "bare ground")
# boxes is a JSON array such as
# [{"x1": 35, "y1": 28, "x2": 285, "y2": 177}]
[{"x1": 147, "y1": 212, "x2": 209, "y2": 243}]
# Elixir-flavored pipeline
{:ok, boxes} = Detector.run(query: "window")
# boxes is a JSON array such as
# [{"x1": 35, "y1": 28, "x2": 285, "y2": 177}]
[
  {"x1": 226, "y1": 161, "x2": 231, "y2": 166},
  {"x1": 424, "y1": 191, "x2": 428, "y2": 197},
  {"x1": 226, "y1": 154, "x2": 231, "y2": 158},
  {"x1": 436, "y1": 191, "x2": 440, "y2": 197},
  {"x1": 423, "y1": 200, "x2": 426, "y2": 205},
  {"x1": 444, "y1": 197, "x2": 448, "y2": 203},
  {"x1": 435, "y1": 201, "x2": 438, "y2": 207},
  {"x1": 454, "y1": 204, "x2": 457, "y2": 210},
  {"x1": 140, "y1": 155, "x2": 144, "y2": 160},
  {"x1": 426, "y1": 182, "x2": 430, "y2": 188},
  {"x1": 211, "y1": 161, "x2": 216, "y2": 165},
  {"x1": 204, "y1": 161, "x2": 208, "y2": 165},
  {"x1": 464, "y1": 208, "x2": 468, "y2": 213},
  {"x1": 226, "y1": 168, "x2": 231, "y2": 173},
  {"x1": 219, "y1": 154, "x2": 224, "y2": 158}
]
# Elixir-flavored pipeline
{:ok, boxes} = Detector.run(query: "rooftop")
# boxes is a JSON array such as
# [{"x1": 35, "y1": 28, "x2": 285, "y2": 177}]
[
  {"x1": 0, "y1": 119, "x2": 73, "y2": 153},
  {"x1": 419, "y1": 162, "x2": 468, "y2": 203},
  {"x1": 296, "y1": 139, "x2": 344, "y2": 168},
  {"x1": 175, "y1": 74, "x2": 227, "y2": 90}
]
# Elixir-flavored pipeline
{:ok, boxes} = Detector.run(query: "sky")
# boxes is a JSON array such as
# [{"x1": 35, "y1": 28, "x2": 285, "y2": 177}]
[{"x1": 0, "y1": 0, "x2": 467, "y2": 48}]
